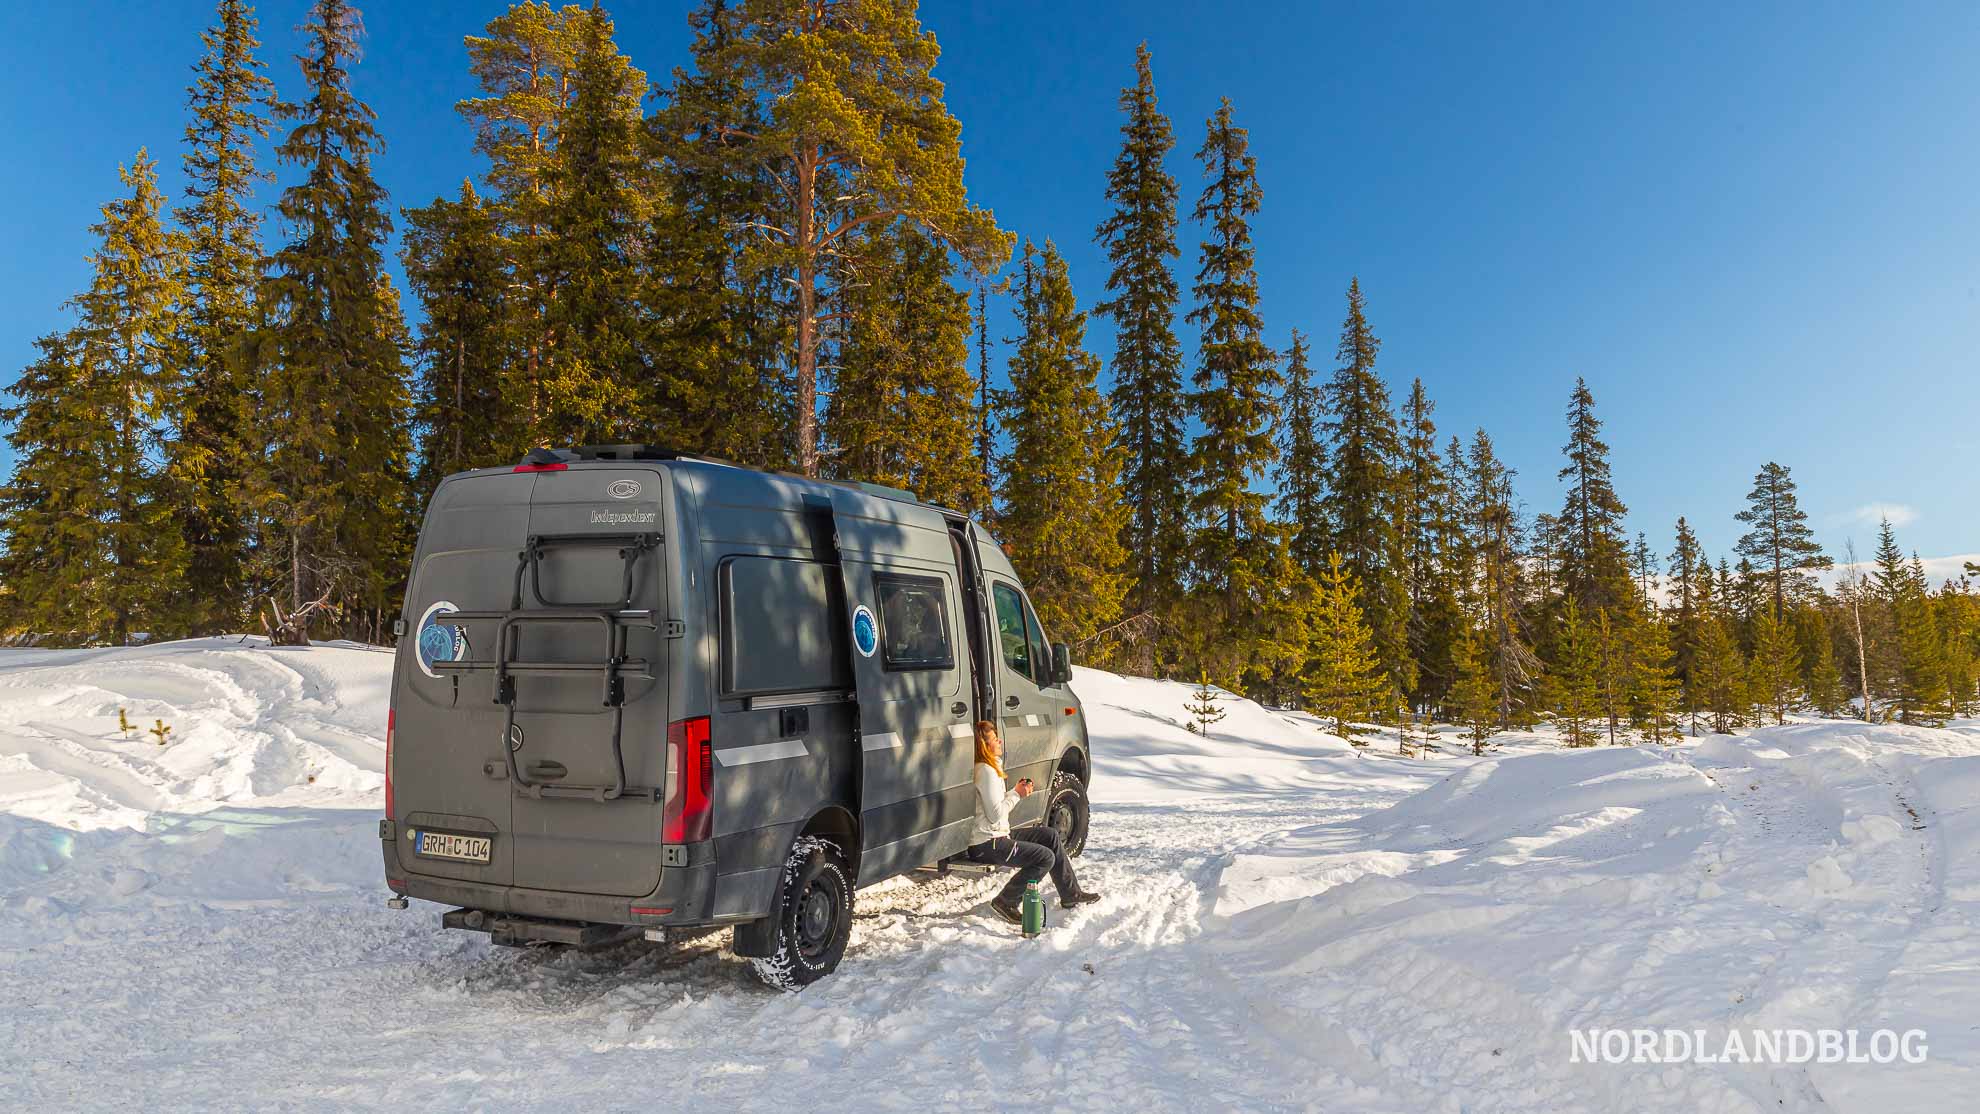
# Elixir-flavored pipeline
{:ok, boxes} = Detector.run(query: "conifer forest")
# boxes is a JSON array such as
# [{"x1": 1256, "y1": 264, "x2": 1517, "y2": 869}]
[{"x1": 4, "y1": 0, "x2": 1974, "y2": 739}]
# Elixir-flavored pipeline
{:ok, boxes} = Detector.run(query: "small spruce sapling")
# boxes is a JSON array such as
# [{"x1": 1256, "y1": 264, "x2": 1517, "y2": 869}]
[
  {"x1": 118, "y1": 708, "x2": 135, "y2": 737},
  {"x1": 1184, "y1": 671, "x2": 1225, "y2": 735},
  {"x1": 150, "y1": 719, "x2": 173, "y2": 746}
]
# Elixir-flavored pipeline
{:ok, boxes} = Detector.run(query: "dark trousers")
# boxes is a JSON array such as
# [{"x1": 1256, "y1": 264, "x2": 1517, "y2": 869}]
[{"x1": 968, "y1": 825, "x2": 1079, "y2": 904}]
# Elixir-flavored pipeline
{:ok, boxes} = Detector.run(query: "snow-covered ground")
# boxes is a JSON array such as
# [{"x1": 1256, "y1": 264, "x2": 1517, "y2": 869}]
[{"x1": 2, "y1": 640, "x2": 1975, "y2": 1110}]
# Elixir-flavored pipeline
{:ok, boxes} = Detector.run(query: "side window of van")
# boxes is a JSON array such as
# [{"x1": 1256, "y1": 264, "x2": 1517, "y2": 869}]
[
  {"x1": 1022, "y1": 595, "x2": 1051, "y2": 686},
  {"x1": 875, "y1": 574, "x2": 954, "y2": 671},
  {"x1": 993, "y1": 583, "x2": 1033, "y2": 682},
  {"x1": 720, "y1": 556, "x2": 852, "y2": 695}
]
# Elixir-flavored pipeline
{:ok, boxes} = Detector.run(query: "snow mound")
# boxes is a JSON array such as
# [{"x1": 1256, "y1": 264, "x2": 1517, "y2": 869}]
[
  {"x1": 0, "y1": 637, "x2": 387, "y2": 832},
  {"x1": 1205, "y1": 721, "x2": 1980, "y2": 1111}
]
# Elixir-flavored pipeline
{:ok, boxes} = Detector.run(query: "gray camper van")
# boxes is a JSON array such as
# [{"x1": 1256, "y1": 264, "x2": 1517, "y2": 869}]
[{"x1": 380, "y1": 445, "x2": 1092, "y2": 987}]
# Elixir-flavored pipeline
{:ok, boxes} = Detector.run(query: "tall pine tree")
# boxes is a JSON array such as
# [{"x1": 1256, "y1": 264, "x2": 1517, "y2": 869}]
[
  {"x1": 1555, "y1": 377, "x2": 1631, "y2": 616},
  {"x1": 171, "y1": 0, "x2": 275, "y2": 634},
  {"x1": 243, "y1": 0, "x2": 412, "y2": 642},
  {"x1": 1734, "y1": 461, "x2": 1830, "y2": 616},
  {"x1": 1185, "y1": 99, "x2": 1281, "y2": 630},
  {"x1": 1, "y1": 155, "x2": 188, "y2": 644},
  {"x1": 402, "y1": 180, "x2": 508, "y2": 498},
  {"x1": 827, "y1": 222, "x2": 987, "y2": 511},
  {"x1": 1274, "y1": 329, "x2": 1326, "y2": 569},
  {"x1": 708, "y1": 0, "x2": 1010, "y2": 475},
  {"x1": 1319, "y1": 279, "x2": 1410, "y2": 698},
  {"x1": 1095, "y1": 43, "x2": 1188, "y2": 652},
  {"x1": 996, "y1": 241, "x2": 1131, "y2": 650}
]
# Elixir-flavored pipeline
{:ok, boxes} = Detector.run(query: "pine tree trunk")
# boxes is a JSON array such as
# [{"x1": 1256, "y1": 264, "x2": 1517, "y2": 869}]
[{"x1": 794, "y1": 145, "x2": 819, "y2": 477}]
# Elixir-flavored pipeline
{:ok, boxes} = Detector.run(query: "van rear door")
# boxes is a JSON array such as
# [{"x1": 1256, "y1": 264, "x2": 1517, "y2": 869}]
[
  {"x1": 397, "y1": 471, "x2": 537, "y2": 889},
  {"x1": 505, "y1": 465, "x2": 672, "y2": 897}
]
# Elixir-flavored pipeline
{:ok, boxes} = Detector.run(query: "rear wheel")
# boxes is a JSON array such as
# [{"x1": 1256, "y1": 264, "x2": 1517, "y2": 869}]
[
  {"x1": 1045, "y1": 770, "x2": 1090, "y2": 858},
  {"x1": 748, "y1": 835, "x2": 852, "y2": 991}
]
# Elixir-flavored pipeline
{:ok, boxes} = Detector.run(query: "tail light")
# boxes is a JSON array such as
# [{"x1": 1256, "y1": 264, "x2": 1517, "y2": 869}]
[
  {"x1": 512, "y1": 461, "x2": 568, "y2": 473},
  {"x1": 663, "y1": 716, "x2": 713, "y2": 844},
  {"x1": 384, "y1": 708, "x2": 396, "y2": 819}
]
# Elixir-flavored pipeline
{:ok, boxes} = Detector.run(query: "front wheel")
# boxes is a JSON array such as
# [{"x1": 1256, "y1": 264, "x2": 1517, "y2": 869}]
[
  {"x1": 1045, "y1": 770, "x2": 1090, "y2": 858},
  {"x1": 748, "y1": 835, "x2": 852, "y2": 991}
]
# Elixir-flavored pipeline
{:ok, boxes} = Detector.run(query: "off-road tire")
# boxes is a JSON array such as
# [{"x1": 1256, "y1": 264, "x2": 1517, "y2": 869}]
[
  {"x1": 1045, "y1": 770, "x2": 1090, "y2": 858},
  {"x1": 748, "y1": 835, "x2": 853, "y2": 991}
]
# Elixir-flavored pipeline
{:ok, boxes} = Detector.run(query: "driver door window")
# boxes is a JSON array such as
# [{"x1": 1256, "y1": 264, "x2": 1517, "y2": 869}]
[{"x1": 993, "y1": 583, "x2": 1034, "y2": 685}]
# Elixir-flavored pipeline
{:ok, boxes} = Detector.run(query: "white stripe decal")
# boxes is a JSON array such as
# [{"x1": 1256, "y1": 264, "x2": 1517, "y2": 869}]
[
  {"x1": 949, "y1": 723, "x2": 975, "y2": 740},
  {"x1": 717, "y1": 740, "x2": 809, "y2": 766},
  {"x1": 861, "y1": 731, "x2": 903, "y2": 752}
]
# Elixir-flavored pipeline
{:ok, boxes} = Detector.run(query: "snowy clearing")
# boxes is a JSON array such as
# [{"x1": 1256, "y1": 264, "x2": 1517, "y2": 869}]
[{"x1": 2, "y1": 640, "x2": 1975, "y2": 1110}]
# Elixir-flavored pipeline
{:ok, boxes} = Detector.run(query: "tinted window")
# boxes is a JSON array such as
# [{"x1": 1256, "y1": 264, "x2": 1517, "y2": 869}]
[
  {"x1": 721, "y1": 557, "x2": 851, "y2": 695},
  {"x1": 993, "y1": 583, "x2": 1033, "y2": 682},
  {"x1": 876, "y1": 574, "x2": 953, "y2": 671},
  {"x1": 1023, "y1": 595, "x2": 1051, "y2": 685}
]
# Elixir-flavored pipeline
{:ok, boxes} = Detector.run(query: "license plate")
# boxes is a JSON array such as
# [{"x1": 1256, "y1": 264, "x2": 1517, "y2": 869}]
[{"x1": 412, "y1": 830, "x2": 492, "y2": 864}]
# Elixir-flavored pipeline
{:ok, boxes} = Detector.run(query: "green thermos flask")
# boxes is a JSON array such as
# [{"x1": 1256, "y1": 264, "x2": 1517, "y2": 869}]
[{"x1": 1022, "y1": 879, "x2": 1045, "y2": 937}]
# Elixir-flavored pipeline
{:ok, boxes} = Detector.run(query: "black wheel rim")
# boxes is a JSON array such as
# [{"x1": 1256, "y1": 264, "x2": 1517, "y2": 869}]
[
  {"x1": 796, "y1": 877, "x2": 838, "y2": 959},
  {"x1": 1050, "y1": 796, "x2": 1076, "y2": 844}
]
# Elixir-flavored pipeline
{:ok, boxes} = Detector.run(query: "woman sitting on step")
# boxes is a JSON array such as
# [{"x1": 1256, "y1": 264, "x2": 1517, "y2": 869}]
[{"x1": 964, "y1": 720, "x2": 1100, "y2": 924}]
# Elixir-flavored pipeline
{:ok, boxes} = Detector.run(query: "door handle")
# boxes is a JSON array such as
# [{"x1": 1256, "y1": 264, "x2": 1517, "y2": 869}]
[
  {"x1": 483, "y1": 760, "x2": 508, "y2": 780},
  {"x1": 1005, "y1": 695, "x2": 1020, "y2": 708},
  {"x1": 951, "y1": 701, "x2": 968, "y2": 717}
]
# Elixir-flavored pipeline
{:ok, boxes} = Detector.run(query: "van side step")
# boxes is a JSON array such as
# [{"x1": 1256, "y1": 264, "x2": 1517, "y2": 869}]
[
  {"x1": 914, "y1": 856, "x2": 1000, "y2": 878},
  {"x1": 442, "y1": 908, "x2": 640, "y2": 950}
]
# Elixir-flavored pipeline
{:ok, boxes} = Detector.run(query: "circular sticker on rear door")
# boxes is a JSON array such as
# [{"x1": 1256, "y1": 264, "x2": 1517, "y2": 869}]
[
  {"x1": 415, "y1": 600, "x2": 468, "y2": 679},
  {"x1": 852, "y1": 605, "x2": 878, "y2": 658}
]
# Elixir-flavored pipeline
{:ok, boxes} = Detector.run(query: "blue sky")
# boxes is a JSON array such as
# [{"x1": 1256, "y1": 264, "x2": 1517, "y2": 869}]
[{"x1": 5, "y1": 1, "x2": 1977, "y2": 569}]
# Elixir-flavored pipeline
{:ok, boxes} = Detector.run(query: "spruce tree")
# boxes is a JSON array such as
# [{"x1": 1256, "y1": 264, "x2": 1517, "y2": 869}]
[
  {"x1": 1095, "y1": 43, "x2": 1188, "y2": 648},
  {"x1": 1891, "y1": 554, "x2": 1946, "y2": 725},
  {"x1": 1185, "y1": 99, "x2": 1282, "y2": 630},
  {"x1": 1400, "y1": 378, "x2": 1461, "y2": 709},
  {"x1": 1464, "y1": 429, "x2": 1541, "y2": 727},
  {"x1": 1734, "y1": 461, "x2": 1830, "y2": 616},
  {"x1": 1184, "y1": 671, "x2": 1226, "y2": 735},
  {"x1": 0, "y1": 334, "x2": 101, "y2": 639},
  {"x1": 995, "y1": 241, "x2": 1131, "y2": 650},
  {"x1": 1749, "y1": 606, "x2": 1804, "y2": 725},
  {"x1": 710, "y1": 0, "x2": 1011, "y2": 475},
  {"x1": 1319, "y1": 278, "x2": 1410, "y2": 696},
  {"x1": 171, "y1": 0, "x2": 275, "y2": 634},
  {"x1": 1274, "y1": 329, "x2": 1326, "y2": 571},
  {"x1": 651, "y1": 0, "x2": 795, "y2": 467},
  {"x1": 1627, "y1": 612, "x2": 1683, "y2": 742},
  {"x1": 1552, "y1": 598, "x2": 1601, "y2": 747},
  {"x1": 1668, "y1": 516, "x2": 1702, "y2": 685},
  {"x1": 243, "y1": 0, "x2": 411, "y2": 642},
  {"x1": 457, "y1": 2, "x2": 590, "y2": 441},
  {"x1": 1693, "y1": 614, "x2": 1750, "y2": 734},
  {"x1": 1556, "y1": 377, "x2": 1632, "y2": 616},
  {"x1": 1, "y1": 156, "x2": 189, "y2": 643},
  {"x1": 828, "y1": 223, "x2": 987, "y2": 511},
  {"x1": 1305, "y1": 552, "x2": 1386, "y2": 743},
  {"x1": 1448, "y1": 622, "x2": 1501, "y2": 755},
  {"x1": 539, "y1": 5, "x2": 655, "y2": 445},
  {"x1": 402, "y1": 180, "x2": 508, "y2": 499},
  {"x1": 1804, "y1": 618, "x2": 1848, "y2": 717}
]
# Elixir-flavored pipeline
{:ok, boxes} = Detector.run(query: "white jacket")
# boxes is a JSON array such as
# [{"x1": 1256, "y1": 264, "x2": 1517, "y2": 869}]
[{"x1": 969, "y1": 762, "x2": 1023, "y2": 845}]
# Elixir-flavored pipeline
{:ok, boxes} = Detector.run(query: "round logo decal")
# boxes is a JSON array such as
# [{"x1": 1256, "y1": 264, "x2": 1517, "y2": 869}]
[
  {"x1": 608, "y1": 479, "x2": 642, "y2": 499},
  {"x1": 415, "y1": 600, "x2": 468, "y2": 679},
  {"x1": 851, "y1": 605, "x2": 878, "y2": 658}
]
